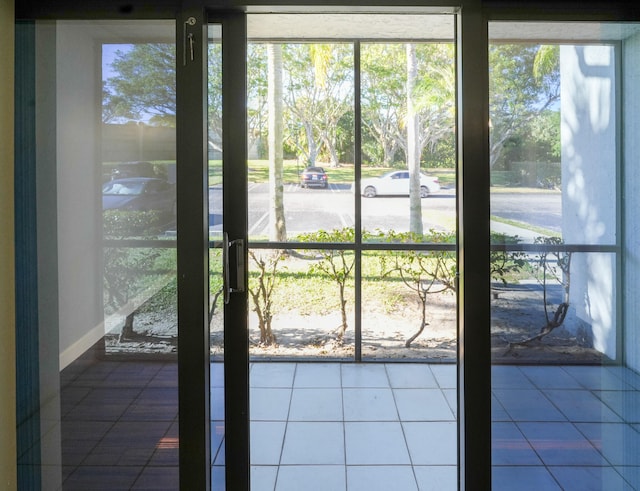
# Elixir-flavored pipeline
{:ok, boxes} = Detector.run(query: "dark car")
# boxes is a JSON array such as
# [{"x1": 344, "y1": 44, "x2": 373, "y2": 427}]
[
  {"x1": 114, "y1": 161, "x2": 156, "y2": 178},
  {"x1": 299, "y1": 166, "x2": 328, "y2": 188},
  {"x1": 102, "y1": 177, "x2": 176, "y2": 221}
]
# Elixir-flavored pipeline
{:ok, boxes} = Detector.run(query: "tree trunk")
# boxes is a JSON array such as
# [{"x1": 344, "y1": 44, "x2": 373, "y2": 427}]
[
  {"x1": 405, "y1": 292, "x2": 429, "y2": 347},
  {"x1": 304, "y1": 121, "x2": 318, "y2": 165},
  {"x1": 267, "y1": 44, "x2": 287, "y2": 242},
  {"x1": 406, "y1": 43, "x2": 423, "y2": 235},
  {"x1": 337, "y1": 282, "x2": 348, "y2": 342}
]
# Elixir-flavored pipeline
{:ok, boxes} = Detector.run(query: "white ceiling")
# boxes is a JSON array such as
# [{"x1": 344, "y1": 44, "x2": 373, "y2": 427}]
[
  {"x1": 246, "y1": 14, "x2": 640, "y2": 43},
  {"x1": 247, "y1": 13, "x2": 455, "y2": 41}
]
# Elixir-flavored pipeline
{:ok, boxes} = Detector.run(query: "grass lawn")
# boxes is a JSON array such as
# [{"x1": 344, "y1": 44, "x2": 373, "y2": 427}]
[{"x1": 210, "y1": 160, "x2": 454, "y2": 187}]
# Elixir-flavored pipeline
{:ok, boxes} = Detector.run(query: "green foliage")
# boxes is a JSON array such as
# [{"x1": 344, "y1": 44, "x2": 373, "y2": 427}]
[
  {"x1": 489, "y1": 44, "x2": 560, "y2": 169},
  {"x1": 104, "y1": 44, "x2": 176, "y2": 125},
  {"x1": 375, "y1": 229, "x2": 456, "y2": 346},
  {"x1": 248, "y1": 250, "x2": 284, "y2": 345},
  {"x1": 103, "y1": 210, "x2": 166, "y2": 238},
  {"x1": 103, "y1": 210, "x2": 175, "y2": 313},
  {"x1": 490, "y1": 233, "x2": 529, "y2": 285},
  {"x1": 361, "y1": 43, "x2": 455, "y2": 168},
  {"x1": 297, "y1": 228, "x2": 356, "y2": 341}
]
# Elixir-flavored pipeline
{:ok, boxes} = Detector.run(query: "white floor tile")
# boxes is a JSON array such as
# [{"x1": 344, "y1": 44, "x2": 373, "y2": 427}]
[
  {"x1": 250, "y1": 388, "x2": 292, "y2": 421},
  {"x1": 562, "y1": 366, "x2": 633, "y2": 391},
  {"x1": 289, "y1": 388, "x2": 343, "y2": 421},
  {"x1": 345, "y1": 422, "x2": 411, "y2": 465},
  {"x1": 491, "y1": 422, "x2": 541, "y2": 466},
  {"x1": 211, "y1": 387, "x2": 225, "y2": 420},
  {"x1": 429, "y1": 365, "x2": 457, "y2": 389},
  {"x1": 519, "y1": 365, "x2": 584, "y2": 389},
  {"x1": 492, "y1": 466, "x2": 561, "y2": 491},
  {"x1": 280, "y1": 422, "x2": 345, "y2": 465},
  {"x1": 250, "y1": 422, "x2": 286, "y2": 466},
  {"x1": 212, "y1": 362, "x2": 640, "y2": 489},
  {"x1": 294, "y1": 363, "x2": 342, "y2": 388},
  {"x1": 343, "y1": 388, "x2": 398, "y2": 421},
  {"x1": 413, "y1": 466, "x2": 457, "y2": 491},
  {"x1": 251, "y1": 363, "x2": 296, "y2": 388},
  {"x1": 275, "y1": 465, "x2": 346, "y2": 491},
  {"x1": 342, "y1": 364, "x2": 390, "y2": 388},
  {"x1": 347, "y1": 465, "x2": 417, "y2": 491},
  {"x1": 518, "y1": 422, "x2": 607, "y2": 466},
  {"x1": 211, "y1": 363, "x2": 224, "y2": 388},
  {"x1": 386, "y1": 364, "x2": 438, "y2": 388},
  {"x1": 402, "y1": 422, "x2": 457, "y2": 465},
  {"x1": 549, "y1": 466, "x2": 631, "y2": 491},
  {"x1": 394, "y1": 389, "x2": 455, "y2": 421},
  {"x1": 443, "y1": 389, "x2": 458, "y2": 418},
  {"x1": 491, "y1": 366, "x2": 536, "y2": 389},
  {"x1": 211, "y1": 421, "x2": 225, "y2": 465},
  {"x1": 251, "y1": 466, "x2": 278, "y2": 491}
]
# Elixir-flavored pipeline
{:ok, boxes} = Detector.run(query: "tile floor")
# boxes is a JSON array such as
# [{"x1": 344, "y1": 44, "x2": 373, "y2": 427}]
[
  {"x1": 57, "y1": 356, "x2": 640, "y2": 490},
  {"x1": 210, "y1": 363, "x2": 640, "y2": 491}
]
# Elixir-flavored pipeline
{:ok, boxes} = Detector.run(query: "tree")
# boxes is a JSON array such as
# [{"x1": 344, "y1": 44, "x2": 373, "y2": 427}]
[
  {"x1": 381, "y1": 230, "x2": 457, "y2": 348},
  {"x1": 248, "y1": 250, "x2": 281, "y2": 346},
  {"x1": 489, "y1": 44, "x2": 560, "y2": 169},
  {"x1": 361, "y1": 44, "x2": 404, "y2": 166},
  {"x1": 104, "y1": 42, "x2": 224, "y2": 147},
  {"x1": 105, "y1": 44, "x2": 176, "y2": 126},
  {"x1": 506, "y1": 236, "x2": 573, "y2": 351},
  {"x1": 406, "y1": 44, "x2": 423, "y2": 235},
  {"x1": 283, "y1": 43, "x2": 352, "y2": 166},
  {"x1": 361, "y1": 43, "x2": 455, "y2": 171},
  {"x1": 267, "y1": 44, "x2": 287, "y2": 242},
  {"x1": 298, "y1": 228, "x2": 355, "y2": 343},
  {"x1": 247, "y1": 43, "x2": 268, "y2": 158}
]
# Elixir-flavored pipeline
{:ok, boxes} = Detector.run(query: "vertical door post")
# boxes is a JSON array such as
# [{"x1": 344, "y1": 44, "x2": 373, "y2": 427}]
[
  {"x1": 177, "y1": 5, "x2": 211, "y2": 491},
  {"x1": 457, "y1": 2, "x2": 492, "y2": 490}
]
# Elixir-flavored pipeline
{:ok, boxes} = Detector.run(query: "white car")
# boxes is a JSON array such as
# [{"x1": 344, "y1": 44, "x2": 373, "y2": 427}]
[{"x1": 357, "y1": 170, "x2": 441, "y2": 198}]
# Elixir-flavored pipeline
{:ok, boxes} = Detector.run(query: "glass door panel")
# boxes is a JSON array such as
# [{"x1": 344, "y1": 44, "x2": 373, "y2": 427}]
[
  {"x1": 208, "y1": 24, "x2": 226, "y2": 489},
  {"x1": 18, "y1": 20, "x2": 179, "y2": 490},
  {"x1": 489, "y1": 21, "x2": 639, "y2": 490},
  {"x1": 245, "y1": 13, "x2": 458, "y2": 491}
]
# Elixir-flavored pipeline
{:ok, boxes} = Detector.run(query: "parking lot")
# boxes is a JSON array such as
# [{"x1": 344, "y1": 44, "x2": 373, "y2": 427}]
[{"x1": 209, "y1": 183, "x2": 562, "y2": 239}]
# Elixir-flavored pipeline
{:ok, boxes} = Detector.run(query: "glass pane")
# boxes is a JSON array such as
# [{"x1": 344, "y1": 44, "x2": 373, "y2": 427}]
[
  {"x1": 247, "y1": 247, "x2": 356, "y2": 358},
  {"x1": 490, "y1": 21, "x2": 638, "y2": 490},
  {"x1": 247, "y1": 41, "x2": 355, "y2": 243},
  {"x1": 360, "y1": 42, "x2": 456, "y2": 242},
  {"x1": 246, "y1": 13, "x2": 458, "y2": 491},
  {"x1": 361, "y1": 247, "x2": 457, "y2": 360},
  {"x1": 208, "y1": 24, "x2": 226, "y2": 490},
  {"x1": 17, "y1": 20, "x2": 178, "y2": 490}
]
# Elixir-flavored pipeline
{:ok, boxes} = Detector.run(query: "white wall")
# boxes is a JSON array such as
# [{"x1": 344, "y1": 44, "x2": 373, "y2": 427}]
[
  {"x1": 623, "y1": 33, "x2": 640, "y2": 372},
  {"x1": 561, "y1": 45, "x2": 617, "y2": 359},
  {"x1": 55, "y1": 23, "x2": 105, "y2": 365},
  {"x1": 0, "y1": 0, "x2": 17, "y2": 488}
]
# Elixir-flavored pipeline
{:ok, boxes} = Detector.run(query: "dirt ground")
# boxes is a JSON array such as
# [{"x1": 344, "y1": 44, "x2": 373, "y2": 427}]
[{"x1": 106, "y1": 282, "x2": 607, "y2": 364}]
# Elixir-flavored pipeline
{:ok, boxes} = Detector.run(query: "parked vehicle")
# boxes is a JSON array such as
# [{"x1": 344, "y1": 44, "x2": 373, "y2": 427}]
[
  {"x1": 102, "y1": 177, "x2": 176, "y2": 219},
  {"x1": 104, "y1": 161, "x2": 157, "y2": 182},
  {"x1": 356, "y1": 170, "x2": 440, "y2": 198},
  {"x1": 299, "y1": 166, "x2": 329, "y2": 188}
]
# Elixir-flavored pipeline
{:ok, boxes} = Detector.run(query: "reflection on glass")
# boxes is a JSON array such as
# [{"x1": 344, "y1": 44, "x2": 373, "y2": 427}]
[
  {"x1": 489, "y1": 21, "x2": 637, "y2": 490},
  {"x1": 208, "y1": 24, "x2": 226, "y2": 489},
  {"x1": 101, "y1": 38, "x2": 178, "y2": 356},
  {"x1": 18, "y1": 20, "x2": 179, "y2": 490}
]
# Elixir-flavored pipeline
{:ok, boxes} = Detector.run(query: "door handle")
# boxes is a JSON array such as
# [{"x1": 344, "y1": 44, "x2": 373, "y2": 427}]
[{"x1": 223, "y1": 232, "x2": 245, "y2": 305}]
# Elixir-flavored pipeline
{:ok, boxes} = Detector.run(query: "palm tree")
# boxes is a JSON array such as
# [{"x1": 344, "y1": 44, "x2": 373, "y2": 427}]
[
  {"x1": 267, "y1": 43, "x2": 287, "y2": 242},
  {"x1": 406, "y1": 43, "x2": 423, "y2": 235}
]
